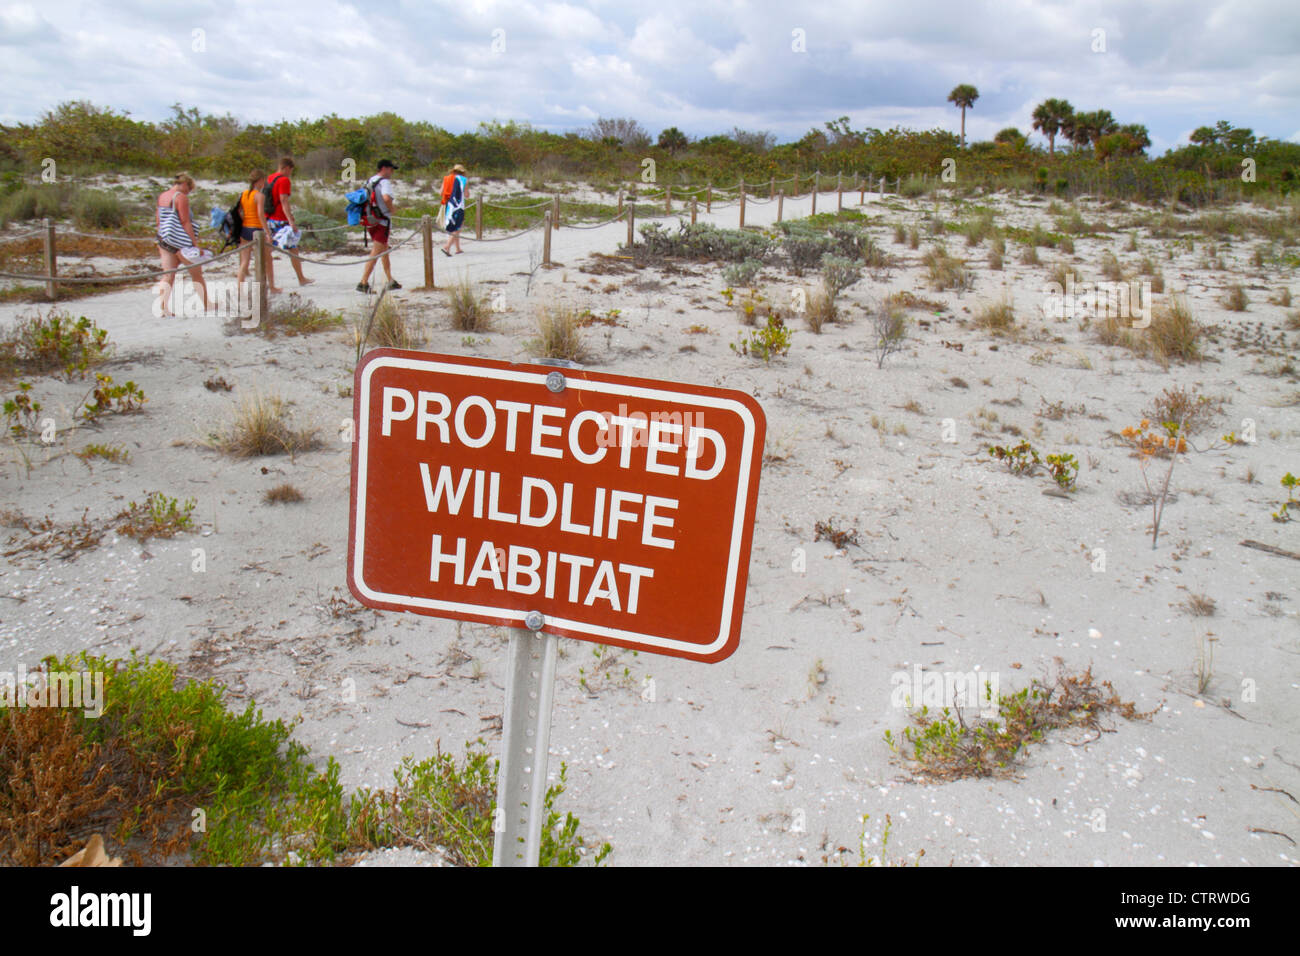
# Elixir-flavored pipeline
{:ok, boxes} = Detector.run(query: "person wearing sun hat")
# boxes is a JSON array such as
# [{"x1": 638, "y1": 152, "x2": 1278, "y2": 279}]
[{"x1": 441, "y1": 163, "x2": 468, "y2": 256}]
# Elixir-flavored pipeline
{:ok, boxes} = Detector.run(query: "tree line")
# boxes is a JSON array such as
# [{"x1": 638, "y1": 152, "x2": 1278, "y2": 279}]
[{"x1": 0, "y1": 100, "x2": 1295, "y2": 204}]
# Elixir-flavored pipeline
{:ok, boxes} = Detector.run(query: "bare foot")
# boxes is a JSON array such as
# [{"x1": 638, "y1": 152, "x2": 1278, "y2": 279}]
[
  {"x1": 298, "y1": 278, "x2": 315, "y2": 286},
  {"x1": 269, "y1": 286, "x2": 285, "y2": 294}
]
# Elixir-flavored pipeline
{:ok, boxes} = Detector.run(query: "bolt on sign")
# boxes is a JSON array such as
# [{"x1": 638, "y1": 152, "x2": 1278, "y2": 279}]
[{"x1": 348, "y1": 351, "x2": 767, "y2": 663}]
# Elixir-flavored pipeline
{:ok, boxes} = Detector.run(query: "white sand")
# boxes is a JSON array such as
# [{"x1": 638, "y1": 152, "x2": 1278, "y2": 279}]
[{"x1": 1, "y1": 185, "x2": 1297, "y2": 866}]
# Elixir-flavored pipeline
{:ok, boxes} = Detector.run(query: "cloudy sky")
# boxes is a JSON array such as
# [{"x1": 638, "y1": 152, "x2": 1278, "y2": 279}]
[{"x1": 2, "y1": 0, "x2": 1297, "y2": 154}]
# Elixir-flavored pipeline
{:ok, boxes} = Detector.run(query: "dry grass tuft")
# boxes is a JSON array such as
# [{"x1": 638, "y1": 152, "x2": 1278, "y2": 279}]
[
  {"x1": 1222, "y1": 283, "x2": 1249, "y2": 312},
  {"x1": 1144, "y1": 385, "x2": 1223, "y2": 436},
  {"x1": 1096, "y1": 294, "x2": 1201, "y2": 364},
  {"x1": 1100, "y1": 250, "x2": 1124, "y2": 282},
  {"x1": 975, "y1": 296, "x2": 1016, "y2": 335},
  {"x1": 369, "y1": 296, "x2": 423, "y2": 349},
  {"x1": 216, "y1": 391, "x2": 320, "y2": 458},
  {"x1": 805, "y1": 284, "x2": 836, "y2": 333},
  {"x1": 263, "y1": 483, "x2": 305, "y2": 504},
  {"x1": 447, "y1": 279, "x2": 492, "y2": 332},
  {"x1": 531, "y1": 305, "x2": 590, "y2": 363},
  {"x1": 921, "y1": 245, "x2": 971, "y2": 292}
]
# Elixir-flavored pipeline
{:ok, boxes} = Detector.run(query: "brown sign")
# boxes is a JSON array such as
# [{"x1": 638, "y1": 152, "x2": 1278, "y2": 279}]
[{"x1": 347, "y1": 350, "x2": 766, "y2": 662}]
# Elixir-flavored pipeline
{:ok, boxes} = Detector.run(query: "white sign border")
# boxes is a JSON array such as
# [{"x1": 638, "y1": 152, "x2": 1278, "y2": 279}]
[{"x1": 352, "y1": 354, "x2": 759, "y2": 657}]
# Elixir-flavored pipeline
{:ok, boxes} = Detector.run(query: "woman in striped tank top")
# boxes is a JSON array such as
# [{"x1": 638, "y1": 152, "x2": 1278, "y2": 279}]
[{"x1": 155, "y1": 174, "x2": 208, "y2": 317}]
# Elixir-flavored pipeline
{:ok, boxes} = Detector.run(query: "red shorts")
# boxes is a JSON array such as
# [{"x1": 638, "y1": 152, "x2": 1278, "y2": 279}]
[{"x1": 367, "y1": 222, "x2": 390, "y2": 244}]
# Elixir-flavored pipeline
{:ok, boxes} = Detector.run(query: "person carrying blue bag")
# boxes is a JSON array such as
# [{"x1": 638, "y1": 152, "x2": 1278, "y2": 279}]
[{"x1": 357, "y1": 159, "x2": 400, "y2": 293}]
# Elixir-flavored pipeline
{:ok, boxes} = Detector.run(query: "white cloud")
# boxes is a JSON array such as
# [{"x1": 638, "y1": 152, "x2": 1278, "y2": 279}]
[{"x1": 0, "y1": 0, "x2": 1294, "y2": 153}]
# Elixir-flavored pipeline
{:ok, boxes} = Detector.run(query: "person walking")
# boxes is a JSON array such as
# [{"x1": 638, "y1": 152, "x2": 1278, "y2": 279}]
[
  {"x1": 442, "y1": 163, "x2": 468, "y2": 256},
  {"x1": 265, "y1": 157, "x2": 313, "y2": 287},
  {"x1": 235, "y1": 170, "x2": 281, "y2": 295},
  {"x1": 357, "y1": 159, "x2": 400, "y2": 293},
  {"x1": 154, "y1": 173, "x2": 208, "y2": 317}
]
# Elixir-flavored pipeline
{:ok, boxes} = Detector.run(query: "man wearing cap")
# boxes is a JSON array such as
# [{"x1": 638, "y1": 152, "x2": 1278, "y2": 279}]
[{"x1": 358, "y1": 159, "x2": 400, "y2": 293}]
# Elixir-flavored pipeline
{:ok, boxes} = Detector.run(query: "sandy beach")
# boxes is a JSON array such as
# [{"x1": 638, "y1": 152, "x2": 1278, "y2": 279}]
[{"x1": 2, "y1": 180, "x2": 1297, "y2": 865}]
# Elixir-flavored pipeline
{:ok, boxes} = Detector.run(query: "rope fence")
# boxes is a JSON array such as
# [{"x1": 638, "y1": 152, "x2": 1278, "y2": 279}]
[{"x1": 0, "y1": 170, "x2": 909, "y2": 308}]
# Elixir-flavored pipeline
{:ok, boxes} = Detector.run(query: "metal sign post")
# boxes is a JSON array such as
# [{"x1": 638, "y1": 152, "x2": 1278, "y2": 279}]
[{"x1": 493, "y1": 613, "x2": 558, "y2": 867}]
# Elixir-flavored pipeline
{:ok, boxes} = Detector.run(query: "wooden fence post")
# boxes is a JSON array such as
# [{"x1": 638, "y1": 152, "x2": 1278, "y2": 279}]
[
  {"x1": 543, "y1": 210, "x2": 552, "y2": 265},
  {"x1": 738, "y1": 182, "x2": 746, "y2": 229},
  {"x1": 421, "y1": 215, "x2": 434, "y2": 289},
  {"x1": 626, "y1": 204, "x2": 634, "y2": 250},
  {"x1": 254, "y1": 229, "x2": 267, "y2": 328},
  {"x1": 690, "y1": 200, "x2": 697, "y2": 226},
  {"x1": 812, "y1": 172, "x2": 819, "y2": 215},
  {"x1": 551, "y1": 195, "x2": 559, "y2": 230},
  {"x1": 706, "y1": 184, "x2": 712, "y2": 214},
  {"x1": 43, "y1": 218, "x2": 57, "y2": 301},
  {"x1": 777, "y1": 189, "x2": 784, "y2": 223},
  {"x1": 617, "y1": 190, "x2": 623, "y2": 216},
  {"x1": 837, "y1": 173, "x2": 843, "y2": 211},
  {"x1": 475, "y1": 198, "x2": 483, "y2": 240}
]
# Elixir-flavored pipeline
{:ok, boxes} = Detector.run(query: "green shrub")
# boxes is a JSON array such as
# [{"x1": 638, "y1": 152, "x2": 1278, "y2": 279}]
[
  {"x1": 296, "y1": 211, "x2": 348, "y2": 251},
  {"x1": 240, "y1": 294, "x2": 345, "y2": 339},
  {"x1": 71, "y1": 189, "x2": 128, "y2": 230},
  {"x1": 721, "y1": 258, "x2": 764, "y2": 288},
  {"x1": 116, "y1": 491, "x2": 195, "y2": 540},
  {"x1": 780, "y1": 224, "x2": 836, "y2": 276},
  {"x1": 0, "y1": 310, "x2": 112, "y2": 379},
  {"x1": 0, "y1": 183, "x2": 72, "y2": 225},
  {"x1": 634, "y1": 222, "x2": 772, "y2": 263},
  {"x1": 0, "y1": 653, "x2": 610, "y2": 866},
  {"x1": 731, "y1": 315, "x2": 791, "y2": 361},
  {"x1": 820, "y1": 254, "x2": 862, "y2": 300}
]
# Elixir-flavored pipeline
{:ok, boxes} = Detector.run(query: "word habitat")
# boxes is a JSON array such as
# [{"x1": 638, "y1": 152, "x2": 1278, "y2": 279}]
[{"x1": 348, "y1": 351, "x2": 766, "y2": 662}]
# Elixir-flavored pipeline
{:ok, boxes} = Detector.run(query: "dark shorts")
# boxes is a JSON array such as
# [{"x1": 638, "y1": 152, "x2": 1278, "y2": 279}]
[
  {"x1": 157, "y1": 236, "x2": 180, "y2": 254},
  {"x1": 367, "y1": 222, "x2": 390, "y2": 244},
  {"x1": 445, "y1": 209, "x2": 464, "y2": 233},
  {"x1": 240, "y1": 226, "x2": 262, "y2": 242}
]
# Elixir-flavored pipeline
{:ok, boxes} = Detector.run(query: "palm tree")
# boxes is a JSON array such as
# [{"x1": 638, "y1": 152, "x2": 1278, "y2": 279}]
[
  {"x1": 1031, "y1": 98, "x2": 1074, "y2": 155},
  {"x1": 947, "y1": 84, "x2": 979, "y2": 148},
  {"x1": 657, "y1": 127, "x2": 688, "y2": 153},
  {"x1": 1069, "y1": 110, "x2": 1117, "y2": 151},
  {"x1": 1118, "y1": 123, "x2": 1151, "y2": 153},
  {"x1": 1090, "y1": 110, "x2": 1119, "y2": 146}
]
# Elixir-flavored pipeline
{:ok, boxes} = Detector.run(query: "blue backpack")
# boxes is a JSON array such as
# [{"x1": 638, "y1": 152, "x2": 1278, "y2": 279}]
[
  {"x1": 346, "y1": 178, "x2": 386, "y2": 226},
  {"x1": 345, "y1": 186, "x2": 368, "y2": 226}
]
